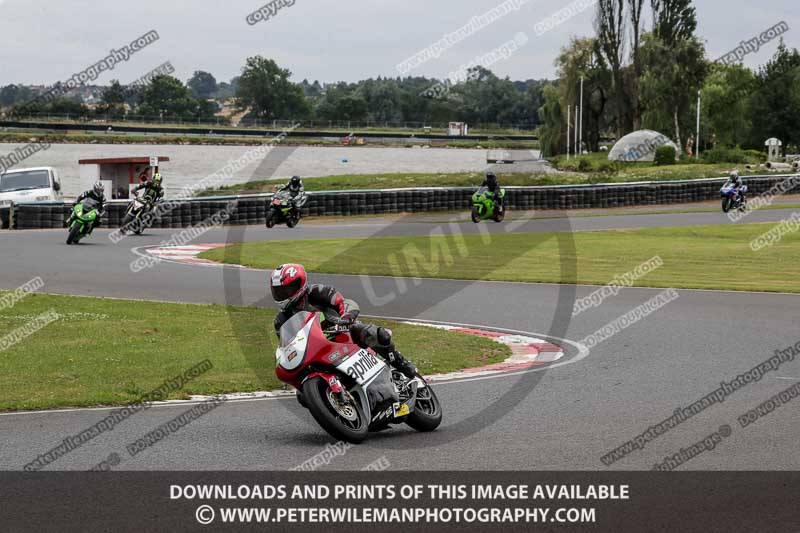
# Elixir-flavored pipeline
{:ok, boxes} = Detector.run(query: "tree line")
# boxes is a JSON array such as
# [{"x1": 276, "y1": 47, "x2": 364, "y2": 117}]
[
  {"x1": 0, "y1": 57, "x2": 549, "y2": 129},
  {"x1": 539, "y1": 0, "x2": 800, "y2": 156},
  {"x1": 1, "y1": 0, "x2": 797, "y2": 146}
]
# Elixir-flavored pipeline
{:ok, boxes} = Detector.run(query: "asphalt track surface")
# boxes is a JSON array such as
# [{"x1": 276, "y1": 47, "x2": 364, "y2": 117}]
[{"x1": 1, "y1": 208, "x2": 799, "y2": 471}]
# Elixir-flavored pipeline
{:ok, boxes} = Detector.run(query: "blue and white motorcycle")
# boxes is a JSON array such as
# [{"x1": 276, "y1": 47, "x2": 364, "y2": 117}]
[{"x1": 720, "y1": 184, "x2": 747, "y2": 213}]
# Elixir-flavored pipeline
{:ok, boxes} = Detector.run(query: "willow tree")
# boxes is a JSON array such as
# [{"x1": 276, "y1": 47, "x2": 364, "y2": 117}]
[{"x1": 595, "y1": 0, "x2": 631, "y2": 136}]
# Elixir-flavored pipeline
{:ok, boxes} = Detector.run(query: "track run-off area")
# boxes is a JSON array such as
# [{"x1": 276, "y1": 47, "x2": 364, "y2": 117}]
[{"x1": 1, "y1": 208, "x2": 799, "y2": 471}]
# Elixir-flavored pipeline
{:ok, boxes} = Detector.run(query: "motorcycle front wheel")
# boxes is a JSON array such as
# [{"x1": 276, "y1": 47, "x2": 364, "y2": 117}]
[
  {"x1": 121, "y1": 213, "x2": 134, "y2": 234},
  {"x1": 471, "y1": 206, "x2": 481, "y2": 223},
  {"x1": 302, "y1": 377, "x2": 368, "y2": 443},
  {"x1": 66, "y1": 223, "x2": 82, "y2": 245},
  {"x1": 405, "y1": 381, "x2": 443, "y2": 432},
  {"x1": 722, "y1": 198, "x2": 732, "y2": 213},
  {"x1": 133, "y1": 216, "x2": 145, "y2": 235},
  {"x1": 265, "y1": 210, "x2": 276, "y2": 228}
]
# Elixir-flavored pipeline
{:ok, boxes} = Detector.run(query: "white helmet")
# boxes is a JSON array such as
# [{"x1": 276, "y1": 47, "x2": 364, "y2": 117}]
[{"x1": 92, "y1": 181, "x2": 105, "y2": 195}]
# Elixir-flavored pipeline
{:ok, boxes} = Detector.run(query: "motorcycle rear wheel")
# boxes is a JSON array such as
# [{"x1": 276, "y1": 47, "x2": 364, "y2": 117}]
[
  {"x1": 302, "y1": 377, "x2": 368, "y2": 443},
  {"x1": 493, "y1": 209, "x2": 506, "y2": 222},
  {"x1": 286, "y1": 216, "x2": 298, "y2": 228},
  {"x1": 405, "y1": 381, "x2": 443, "y2": 432}
]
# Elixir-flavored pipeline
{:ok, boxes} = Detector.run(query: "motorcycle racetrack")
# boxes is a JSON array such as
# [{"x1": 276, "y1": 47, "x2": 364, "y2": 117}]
[{"x1": 1, "y1": 208, "x2": 799, "y2": 471}]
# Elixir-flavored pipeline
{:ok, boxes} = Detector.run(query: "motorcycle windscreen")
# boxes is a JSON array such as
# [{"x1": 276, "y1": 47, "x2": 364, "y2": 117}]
[
  {"x1": 276, "y1": 311, "x2": 313, "y2": 371},
  {"x1": 82, "y1": 197, "x2": 99, "y2": 210}
]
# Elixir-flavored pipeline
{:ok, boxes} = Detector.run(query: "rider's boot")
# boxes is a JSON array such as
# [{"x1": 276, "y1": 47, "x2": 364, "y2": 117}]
[{"x1": 377, "y1": 343, "x2": 417, "y2": 378}]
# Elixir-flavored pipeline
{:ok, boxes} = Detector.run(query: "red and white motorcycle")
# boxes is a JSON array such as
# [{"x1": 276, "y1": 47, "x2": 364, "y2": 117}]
[{"x1": 275, "y1": 311, "x2": 442, "y2": 443}]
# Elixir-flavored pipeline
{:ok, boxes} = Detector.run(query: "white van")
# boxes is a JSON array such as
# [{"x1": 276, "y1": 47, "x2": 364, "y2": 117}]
[{"x1": 0, "y1": 167, "x2": 63, "y2": 207}]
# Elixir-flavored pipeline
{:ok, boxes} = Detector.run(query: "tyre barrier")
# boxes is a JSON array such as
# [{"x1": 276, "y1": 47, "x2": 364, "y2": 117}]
[{"x1": 3, "y1": 174, "x2": 799, "y2": 230}]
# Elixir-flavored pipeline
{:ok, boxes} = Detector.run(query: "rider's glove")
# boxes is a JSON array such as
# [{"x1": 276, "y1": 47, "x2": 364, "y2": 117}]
[{"x1": 336, "y1": 312, "x2": 356, "y2": 328}]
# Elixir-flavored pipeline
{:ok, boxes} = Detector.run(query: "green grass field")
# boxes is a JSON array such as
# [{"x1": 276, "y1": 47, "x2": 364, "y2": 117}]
[
  {"x1": 0, "y1": 293, "x2": 508, "y2": 411},
  {"x1": 200, "y1": 222, "x2": 800, "y2": 293}
]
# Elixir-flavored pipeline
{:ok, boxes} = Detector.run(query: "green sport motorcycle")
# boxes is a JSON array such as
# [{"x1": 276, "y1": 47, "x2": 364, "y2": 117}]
[
  {"x1": 266, "y1": 190, "x2": 306, "y2": 229},
  {"x1": 66, "y1": 197, "x2": 101, "y2": 244},
  {"x1": 471, "y1": 186, "x2": 506, "y2": 223}
]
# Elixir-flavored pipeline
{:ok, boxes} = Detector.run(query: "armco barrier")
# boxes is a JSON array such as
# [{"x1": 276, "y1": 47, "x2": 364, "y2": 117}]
[{"x1": 3, "y1": 174, "x2": 799, "y2": 230}]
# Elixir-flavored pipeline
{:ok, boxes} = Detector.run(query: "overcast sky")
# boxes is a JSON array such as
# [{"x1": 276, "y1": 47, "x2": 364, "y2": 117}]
[{"x1": 0, "y1": 0, "x2": 797, "y2": 87}]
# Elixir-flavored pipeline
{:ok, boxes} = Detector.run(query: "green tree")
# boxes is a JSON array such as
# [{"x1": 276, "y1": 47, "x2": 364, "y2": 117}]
[
  {"x1": 640, "y1": 34, "x2": 708, "y2": 151},
  {"x1": 539, "y1": 84, "x2": 566, "y2": 156},
  {"x1": 97, "y1": 80, "x2": 127, "y2": 118},
  {"x1": 102, "y1": 80, "x2": 126, "y2": 106},
  {"x1": 235, "y1": 56, "x2": 310, "y2": 119},
  {"x1": 137, "y1": 75, "x2": 213, "y2": 119},
  {"x1": 651, "y1": 0, "x2": 697, "y2": 47},
  {"x1": 0, "y1": 85, "x2": 20, "y2": 107},
  {"x1": 749, "y1": 41, "x2": 800, "y2": 152},
  {"x1": 454, "y1": 71, "x2": 523, "y2": 125},
  {"x1": 187, "y1": 71, "x2": 217, "y2": 99},
  {"x1": 595, "y1": 0, "x2": 631, "y2": 135},
  {"x1": 333, "y1": 94, "x2": 369, "y2": 122},
  {"x1": 554, "y1": 37, "x2": 611, "y2": 152},
  {"x1": 700, "y1": 64, "x2": 755, "y2": 147}
]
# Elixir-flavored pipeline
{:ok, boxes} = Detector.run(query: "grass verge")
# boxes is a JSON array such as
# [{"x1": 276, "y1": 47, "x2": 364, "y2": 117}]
[
  {"x1": 195, "y1": 165, "x2": 747, "y2": 196},
  {"x1": 0, "y1": 293, "x2": 508, "y2": 411},
  {"x1": 200, "y1": 222, "x2": 800, "y2": 293}
]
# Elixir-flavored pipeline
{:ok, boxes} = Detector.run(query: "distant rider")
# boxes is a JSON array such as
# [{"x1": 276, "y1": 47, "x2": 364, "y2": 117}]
[
  {"x1": 278, "y1": 175, "x2": 305, "y2": 198},
  {"x1": 270, "y1": 263, "x2": 418, "y2": 378},
  {"x1": 481, "y1": 171, "x2": 504, "y2": 213},
  {"x1": 133, "y1": 171, "x2": 164, "y2": 207},
  {"x1": 71, "y1": 181, "x2": 106, "y2": 234},
  {"x1": 277, "y1": 175, "x2": 305, "y2": 215},
  {"x1": 724, "y1": 170, "x2": 745, "y2": 204}
]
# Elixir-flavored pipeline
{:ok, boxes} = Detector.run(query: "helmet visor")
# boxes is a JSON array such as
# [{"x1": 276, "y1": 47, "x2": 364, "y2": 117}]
[{"x1": 271, "y1": 277, "x2": 303, "y2": 303}]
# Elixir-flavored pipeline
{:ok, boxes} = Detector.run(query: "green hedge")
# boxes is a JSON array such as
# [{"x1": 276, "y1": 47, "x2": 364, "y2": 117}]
[
  {"x1": 654, "y1": 145, "x2": 677, "y2": 166},
  {"x1": 701, "y1": 147, "x2": 766, "y2": 164}
]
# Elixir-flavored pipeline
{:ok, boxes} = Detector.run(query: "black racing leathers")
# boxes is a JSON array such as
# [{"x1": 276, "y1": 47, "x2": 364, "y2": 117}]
[{"x1": 72, "y1": 190, "x2": 106, "y2": 231}]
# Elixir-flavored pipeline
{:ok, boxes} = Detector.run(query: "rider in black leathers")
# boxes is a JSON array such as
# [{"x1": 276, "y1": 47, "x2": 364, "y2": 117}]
[
  {"x1": 132, "y1": 172, "x2": 164, "y2": 207},
  {"x1": 481, "y1": 171, "x2": 504, "y2": 213},
  {"x1": 71, "y1": 181, "x2": 106, "y2": 233},
  {"x1": 276, "y1": 176, "x2": 305, "y2": 216}
]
